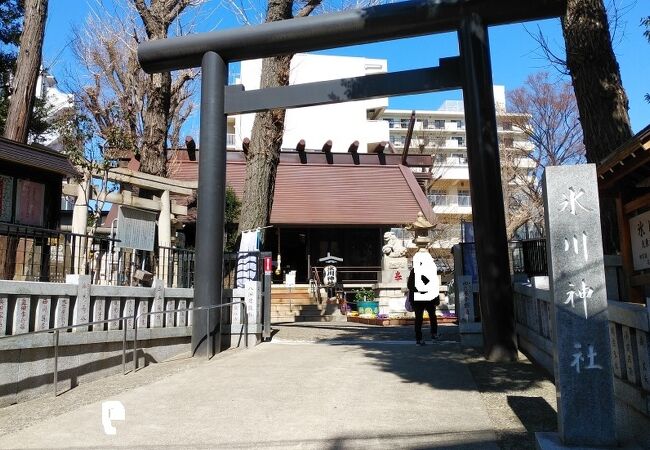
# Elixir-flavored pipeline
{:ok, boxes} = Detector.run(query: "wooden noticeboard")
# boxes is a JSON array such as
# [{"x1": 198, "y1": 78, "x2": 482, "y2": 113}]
[
  {"x1": 630, "y1": 210, "x2": 650, "y2": 271},
  {"x1": 117, "y1": 206, "x2": 157, "y2": 251}
]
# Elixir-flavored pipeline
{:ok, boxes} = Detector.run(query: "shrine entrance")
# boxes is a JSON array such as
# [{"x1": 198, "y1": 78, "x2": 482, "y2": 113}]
[{"x1": 137, "y1": 0, "x2": 566, "y2": 361}]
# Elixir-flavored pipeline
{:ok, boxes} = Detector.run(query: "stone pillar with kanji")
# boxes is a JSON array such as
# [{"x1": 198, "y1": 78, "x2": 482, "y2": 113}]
[{"x1": 537, "y1": 164, "x2": 616, "y2": 448}]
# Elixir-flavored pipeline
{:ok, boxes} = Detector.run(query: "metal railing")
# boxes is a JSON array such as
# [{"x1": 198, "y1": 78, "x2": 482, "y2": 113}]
[
  {"x1": 132, "y1": 299, "x2": 247, "y2": 372},
  {"x1": 0, "y1": 222, "x2": 120, "y2": 283},
  {"x1": 0, "y1": 298, "x2": 248, "y2": 397},
  {"x1": 0, "y1": 316, "x2": 133, "y2": 397},
  {"x1": 157, "y1": 246, "x2": 195, "y2": 288},
  {"x1": 510, "y1": 238, "x2": 547, "y2": 277},
  {"x1": 0, "y1": 222, "x2": 197, "y2": 287},
  {"x1": 428, "y1": 194, "x2": 472, "y2": 207}
]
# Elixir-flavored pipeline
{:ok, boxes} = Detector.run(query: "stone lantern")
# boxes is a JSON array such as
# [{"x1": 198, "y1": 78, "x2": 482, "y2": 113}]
[{"x1": 406, "y1": 211, "x2": 435, "y2": 250}]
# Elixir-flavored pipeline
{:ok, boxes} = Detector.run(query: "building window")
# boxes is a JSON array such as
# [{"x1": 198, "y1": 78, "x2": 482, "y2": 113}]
[
  {"x1": 450, "y1": 153, "x2": 467, "y2": 164},
  {"x1": 400, "y1": 118, "x2": 409, "y2": 128},
  {"x1": 502, "y1": 137, "x2": 514, "y2": 148},
  {"x1": 451, "y1": 136, "x2": 465, "y2": 147},
  {"x1": 502, "y1": 122, "x2": 513, "y2": 131},
  {"x1": 428, "y1": 190, "x2": 448, "y2": 206},
  {"x1": 450, "y1": 119, "x2": 463, "y2": 129},
  {"x1": 422, "y1": 119, "x2": 429, "y2": 129},
  {"x1": 385, "y1": 118, "x2": 395, "y2": 128},
  {"x1": 434, "y1": 119, "x2": 445, "y2": 129},
  {"x1": 390, "y1": 135, "x2": 405, "y2": 146},
  {"x1": 457, "y1": 190, "x2": 471, "y2": 207},
  {"x1": 432, "y1": 138, "x2": 445, "y2": 148}
]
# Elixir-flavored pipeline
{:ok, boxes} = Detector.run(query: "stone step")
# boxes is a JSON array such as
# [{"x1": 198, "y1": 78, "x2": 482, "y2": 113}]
[
  {"x1": 294, "y1": 315, "x2": 345, "y2": 322},
  {"x1": 271, "y1": 298, "x2": 316, "y2": 306},
  {"x1": 271, "y1": 315, "x2": 344, "y2": 323},
  {"x1": 272, "y1": 304, "x2": 323, "y2": 313},
  {"x1": 271, "y1": 294, "x2": 313, "y2": 301},
  {"x1": 271, "y1": 293, "x2": 311, "y2": 300},
  {"x1": 271, "y1": 317, "x2": 297, "y2": 323},
  {"x1": 272, "y1": 287, "x2": 311, "y2": 293}
]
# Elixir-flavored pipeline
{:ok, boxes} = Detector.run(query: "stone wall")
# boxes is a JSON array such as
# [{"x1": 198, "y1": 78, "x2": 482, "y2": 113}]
[{"x1": 0, "y1": 327, "x2": 190, "y2": 407}]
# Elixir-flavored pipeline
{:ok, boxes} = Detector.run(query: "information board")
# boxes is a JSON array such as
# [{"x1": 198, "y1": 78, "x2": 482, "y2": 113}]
[
  {"x1": 117, "y1": 206, "x2": 156, "y2": 251},
  {"x1": 630, "y1": 209, "x2": 650, "y2": 271}
]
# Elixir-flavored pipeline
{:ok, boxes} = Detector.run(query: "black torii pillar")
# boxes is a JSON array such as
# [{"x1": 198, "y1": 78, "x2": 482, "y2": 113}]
[
  {"x1": 459, "y1": 14, "x2": 517, "y2": 361},
  {"x1": 193, "y1": 51, "x2": 227, "y2": 357}
]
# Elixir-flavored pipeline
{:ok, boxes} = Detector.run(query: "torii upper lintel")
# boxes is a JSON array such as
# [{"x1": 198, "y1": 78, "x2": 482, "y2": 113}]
[{"x1": 138, "y1": 0, "x2": 565, "y2": 73}]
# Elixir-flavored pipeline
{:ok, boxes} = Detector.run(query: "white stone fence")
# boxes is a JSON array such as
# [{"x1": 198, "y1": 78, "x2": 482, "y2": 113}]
[
  {"x1": 0, "y1": 277, "x2": 195, "y2": 337},
  {"x1": 514, "y1": 278, "x2": 650, "y2": 445}
]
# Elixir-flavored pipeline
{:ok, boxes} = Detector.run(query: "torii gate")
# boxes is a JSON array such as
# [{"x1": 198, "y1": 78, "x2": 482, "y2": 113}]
[{"x1": 138, "y1": 0, "x2": 565, "y2": 361}]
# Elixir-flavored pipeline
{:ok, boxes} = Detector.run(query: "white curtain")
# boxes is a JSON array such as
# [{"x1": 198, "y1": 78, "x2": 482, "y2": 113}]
[{"x1": 236, "y1": 230, "x2": 260, "y2": 288}]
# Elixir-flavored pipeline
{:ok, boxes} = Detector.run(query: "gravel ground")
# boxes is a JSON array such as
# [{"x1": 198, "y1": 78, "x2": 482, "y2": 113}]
[{"x1": 1, "y1": 322, "x2": 557, "y2": 449}]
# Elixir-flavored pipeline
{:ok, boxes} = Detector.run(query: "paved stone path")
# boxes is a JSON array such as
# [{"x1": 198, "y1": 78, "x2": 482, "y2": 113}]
[{"x1": 0, "y1": 323, "x2": 558, "y2": 449}]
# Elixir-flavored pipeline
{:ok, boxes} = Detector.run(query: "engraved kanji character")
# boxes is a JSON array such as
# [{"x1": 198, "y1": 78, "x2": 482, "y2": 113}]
[
  {"x1": 565, "y1": 279, "x2": 593, "y2": 319},
  {"x1": 571, "y1": 343, "x2": 585, "y2": 373},
  {"x1": 563, "y1": 232, "x2": 589, "y2": 262},
  {"x1": 585, "y1": 344, "x2": 603, "y2": 370},
  {"x1": 559, "y1": 187, "x2": 591, "y2": 215}
]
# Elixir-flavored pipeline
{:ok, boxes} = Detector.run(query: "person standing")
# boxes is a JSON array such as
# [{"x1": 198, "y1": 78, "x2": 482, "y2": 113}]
[{"x1": 407, "y1": 268, "x2": 439, "y2": 345}]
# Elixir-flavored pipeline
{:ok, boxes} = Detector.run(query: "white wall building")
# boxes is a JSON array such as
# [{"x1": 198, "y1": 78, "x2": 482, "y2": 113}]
[
  {"x1": 230, "y1": 53, "x2": 389, "y2": 152},
  {"x1": 31, "y1": 70, "x2": 74, "y2": 149}
]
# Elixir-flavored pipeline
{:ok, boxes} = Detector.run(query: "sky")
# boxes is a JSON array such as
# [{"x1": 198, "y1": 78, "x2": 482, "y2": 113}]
[{"x1": 42, "y1": 0, "x2": 649, "y2": 133}]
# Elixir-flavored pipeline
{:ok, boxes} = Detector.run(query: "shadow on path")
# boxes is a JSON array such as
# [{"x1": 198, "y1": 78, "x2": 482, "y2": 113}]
[{"x1": 272, "y1": 322, "x2": 557, "y2": 450}]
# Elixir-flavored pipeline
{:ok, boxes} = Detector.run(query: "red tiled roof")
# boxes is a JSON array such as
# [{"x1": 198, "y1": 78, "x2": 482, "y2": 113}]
[
  {"x1": 0, "y1": 136, "x2": 79, "y2": 177},
  {"x1": 170, "y1": 159, "x2": 434, "y2": 226}
]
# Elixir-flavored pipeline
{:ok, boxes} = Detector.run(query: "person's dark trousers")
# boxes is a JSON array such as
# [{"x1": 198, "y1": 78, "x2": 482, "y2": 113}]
[{"x1": 413, "y1": 300, "x2": 438, "y2": 342}]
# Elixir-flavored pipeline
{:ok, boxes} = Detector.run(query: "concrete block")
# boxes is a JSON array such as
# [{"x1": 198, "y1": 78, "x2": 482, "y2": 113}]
[
  {"x1": 92, "y1": 297, "x2": 106, "y2": 331},
  {"x1": 54, "y1": 296, "x2": 69, "y2": 329},
  {"x1": 137, "y1": 299, "x2": 148, "y2": 329},
  {"x1": 151, "y1": 279, "x2": 164, "y2": 328},
  {"x1": 164, "y1": 299, "x2": 175, "y2": 327},
  {"x1": 0, "y1": 295, "x2": 8, "y2": 336},
  {"x1": 13, "y1": 296, "x2": 30, "y2": 334},
  {"x1": 107, "y1": 298, "x2": 121, "y2": 331},
  {"x1": 72, "y1": 275, "x2": 91, "y2": 331},
  {"x1": 124, "y1": 298, "x2": 135, "y2": 329},
  {"x1": 35, "y1": 296, "x2": 51, "y2": 331},
  {"x1": 177, "y1": 300, "x2": 187, "y2": 327}
]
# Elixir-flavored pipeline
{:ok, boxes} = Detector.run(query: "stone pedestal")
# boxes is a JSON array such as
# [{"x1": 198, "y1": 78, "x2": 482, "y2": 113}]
[
  {"x1": 381, "y1": 257, "x2": 408, "y2": 285},
  {"x1": 373, "y1": 282, "x2": 408, "y2": 314}
]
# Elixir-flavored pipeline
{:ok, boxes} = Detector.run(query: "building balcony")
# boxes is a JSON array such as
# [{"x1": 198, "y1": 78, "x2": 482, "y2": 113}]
[
  {"x1": 428, "y1": 194, "x2": 472, "y2": 216},
  {"x1": 227, "y1": 133, "x2": 236, "y2": 148}
]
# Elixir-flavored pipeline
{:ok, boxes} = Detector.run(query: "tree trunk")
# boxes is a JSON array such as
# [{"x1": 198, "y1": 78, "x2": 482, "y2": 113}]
[
  {"x1": 3, "y1": 0, "x2": 47, "y2": 143},
  {"x1": 562, "y1": 0, "x2": 632, "y2": 164},
  {"x1": 562, "y1": 0, "x2": 634, "y2": 255},
  {"x1": 238, "y1": 0, "x2": 294, "y2": 235},
  {"x1": 139, "y1": 71, "x2": 171, "y2": 176}
]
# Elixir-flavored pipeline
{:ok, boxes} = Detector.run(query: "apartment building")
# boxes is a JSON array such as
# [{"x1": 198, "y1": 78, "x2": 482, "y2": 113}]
[{"x1": 380, "y1": 87, "x2": 534, "y2": 251}]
